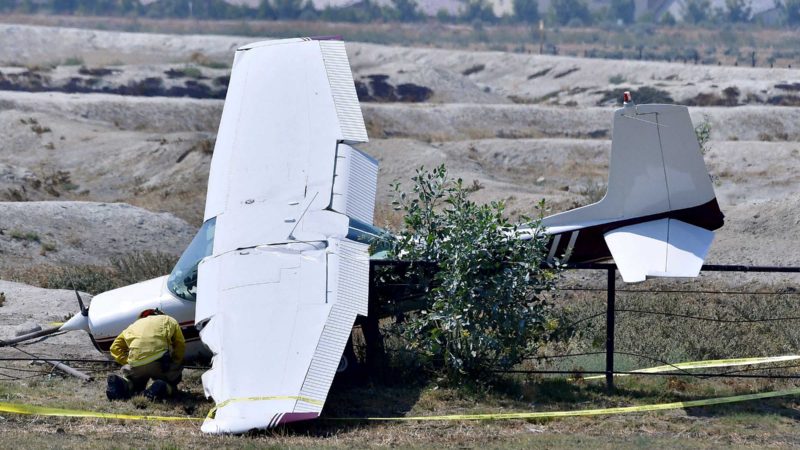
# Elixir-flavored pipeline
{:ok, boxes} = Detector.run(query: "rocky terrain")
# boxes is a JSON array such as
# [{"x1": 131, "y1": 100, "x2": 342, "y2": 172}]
[
  {"x1": 0, "y1": 201, "x2": 194, "y2": 269},
  {"x1": 0, "y1": 280, "x2": 98, "y2": 358}
]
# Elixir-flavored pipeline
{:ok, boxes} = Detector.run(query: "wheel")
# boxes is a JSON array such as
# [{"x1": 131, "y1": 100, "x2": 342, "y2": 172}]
[
  {"x1": 336, "y1": 353, "x2": 350, "y2": 373},
  {"x1": 332, "y1": 335, "x2": 362, "y2": 384}
]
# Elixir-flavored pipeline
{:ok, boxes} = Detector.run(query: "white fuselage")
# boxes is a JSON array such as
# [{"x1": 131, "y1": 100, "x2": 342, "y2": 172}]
[{"x1": 78, "y1": 275, "x2": 208, "y2": 361}]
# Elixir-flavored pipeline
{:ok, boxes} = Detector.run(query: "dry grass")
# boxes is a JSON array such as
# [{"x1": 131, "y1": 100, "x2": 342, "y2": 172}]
[
  {"x1": 0, "y1": 365, "x2": 798, "y2": 448},
  {"x1": 2, "y1": 251, "x2": 177, "y2": 294},
  {"x1": 546, "y1": 274, "x2": 800, "y2": 367},
  {"x1": 1, "y1": 267, "x2": 800, "y2": 447}
]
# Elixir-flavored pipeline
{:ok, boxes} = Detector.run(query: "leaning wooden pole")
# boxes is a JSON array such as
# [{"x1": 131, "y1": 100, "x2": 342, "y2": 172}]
[
  {"x1": 0, "y1": 326, "x2": 62, "y2": 347},
  {"x1": 11, "y1": 344, "x2": 95, "y2": 382},
  {"x1": 43, "y1": 359, "x2": 94, "y2": 382}
]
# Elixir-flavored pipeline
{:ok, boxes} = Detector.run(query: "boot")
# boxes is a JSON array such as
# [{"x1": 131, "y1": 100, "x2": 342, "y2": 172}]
[
  {"x1": 106, "y1": 374, "x2": 131, "y2": 401},
  {"x1": 144, "y1": 380, "x2": 172, "y2": 401}
]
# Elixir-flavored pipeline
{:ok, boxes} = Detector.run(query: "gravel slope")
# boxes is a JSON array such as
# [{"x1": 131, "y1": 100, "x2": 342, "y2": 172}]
[{"x1": 0, "y1": 201, "x2": 194, "y2": 270}]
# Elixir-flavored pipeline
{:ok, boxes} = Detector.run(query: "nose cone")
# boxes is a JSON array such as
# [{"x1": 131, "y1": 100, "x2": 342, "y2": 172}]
[{"x1": 60, "y1": 312, "x2": 90, "y2": 332}]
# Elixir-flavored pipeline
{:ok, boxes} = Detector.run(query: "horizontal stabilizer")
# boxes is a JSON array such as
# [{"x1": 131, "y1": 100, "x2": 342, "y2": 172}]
[{"x1": 604, "y1": 219, "x2": 714, "y2": 283}]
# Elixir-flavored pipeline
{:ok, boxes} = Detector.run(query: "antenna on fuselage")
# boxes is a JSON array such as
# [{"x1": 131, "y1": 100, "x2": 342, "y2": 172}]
[{"x1": 287, "y1": 191, "x2": 319, "y2": 241}]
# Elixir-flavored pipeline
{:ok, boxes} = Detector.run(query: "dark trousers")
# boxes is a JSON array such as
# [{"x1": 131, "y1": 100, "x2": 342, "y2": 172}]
[{"x1": 120, "y1": 354, "x2": 183, "y2": 394}]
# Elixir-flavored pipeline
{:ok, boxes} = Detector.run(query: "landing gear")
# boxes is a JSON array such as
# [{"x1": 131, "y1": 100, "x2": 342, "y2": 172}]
[{"x1": 333, "y1": 335, "x2": 362, "y2": 383}]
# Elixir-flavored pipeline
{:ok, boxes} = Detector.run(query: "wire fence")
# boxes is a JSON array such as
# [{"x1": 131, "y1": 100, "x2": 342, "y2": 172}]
[
  {"x1": 2, "y1": 262, "x2": 799, "y2": 387},
  {"x1": 504, "y1": 263, "x2": 800, "y2": 389},
  {"x1": 362, "y1": 261, "x2": 800, "y2": 390}
]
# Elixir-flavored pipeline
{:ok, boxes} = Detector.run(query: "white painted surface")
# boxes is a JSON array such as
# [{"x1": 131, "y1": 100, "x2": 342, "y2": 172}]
[
  {"x1": 196, "y1": 38, "x2": 375, "y2": 434},
  {"x1": 331, "y1": 144, "x2": 379, "y2": 225},
  {"x1": 61, "y1": 273, "x2": 209, "y2": 360},
  {"x1": 203, "y1": 38, "x2": 367, "y2": 242},
  {"x1": 604, "y1": 219, "x2": 714, "y2": 282},
  {"x1": 82, "y1": 276, "x2": 171, "y2": 340},
  {"x1": 542, "y1": 104, "x2": 716, "y2": 230}
]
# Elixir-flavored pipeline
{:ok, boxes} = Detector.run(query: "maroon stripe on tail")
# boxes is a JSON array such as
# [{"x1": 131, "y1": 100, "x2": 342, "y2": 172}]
[
  {"x1": 277, "y1": 412, "x2": 319, "y2": 426},
  {"x1": 550, "y1": 198, "x2": 724, "y2": 264}
]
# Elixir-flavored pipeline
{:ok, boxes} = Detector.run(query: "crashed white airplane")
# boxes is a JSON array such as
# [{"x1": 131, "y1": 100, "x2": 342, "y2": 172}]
[
  {"x1": 58, "y1": 37, "x2": 723, "y2": 433},
  {"x1": 535, "y1": 96, "x2": 724, "y2": 282}
]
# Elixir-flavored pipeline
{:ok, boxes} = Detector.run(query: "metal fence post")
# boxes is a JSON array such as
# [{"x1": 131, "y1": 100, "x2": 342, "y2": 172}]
[
  {"x1": 363, "y1": 262, "x2": 386, "y2": 376},
  {"x1": 606, "y1": 267, "x2": 616, "y2": 392}
]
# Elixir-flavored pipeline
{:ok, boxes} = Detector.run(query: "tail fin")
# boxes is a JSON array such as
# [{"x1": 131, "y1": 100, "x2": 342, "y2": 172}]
[
  {"x1": 544, "y1": 104, "x2": 722, "y2": 230},
  {"x1": 541, "y1": 104, "x2": 724, "y2": 282}
]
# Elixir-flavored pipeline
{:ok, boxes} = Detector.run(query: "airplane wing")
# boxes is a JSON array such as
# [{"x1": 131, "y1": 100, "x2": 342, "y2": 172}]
[{"x1": 195, "y1": 37, "x2": 376, "y2": 434}]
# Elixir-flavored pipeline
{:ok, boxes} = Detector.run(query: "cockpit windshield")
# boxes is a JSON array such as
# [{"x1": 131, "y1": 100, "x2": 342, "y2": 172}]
[{"x1": 167, "y1": 218, "x2": 216, "y2": 301}]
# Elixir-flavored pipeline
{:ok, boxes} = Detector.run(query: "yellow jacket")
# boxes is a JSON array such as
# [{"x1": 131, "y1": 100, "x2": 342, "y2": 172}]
[{"x1": 110, "y1": 315, "x2": 186, "y2": 367}]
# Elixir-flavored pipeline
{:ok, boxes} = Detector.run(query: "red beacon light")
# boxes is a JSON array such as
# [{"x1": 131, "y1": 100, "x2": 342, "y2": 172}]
[{"x1": 623, "y1": 91, "x2": 632, "y2": 105}]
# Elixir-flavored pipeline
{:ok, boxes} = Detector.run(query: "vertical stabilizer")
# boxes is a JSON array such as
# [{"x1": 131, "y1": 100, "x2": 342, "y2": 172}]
[{"x1": 543, "y1": 104, "x2": 719, "y2": 230}]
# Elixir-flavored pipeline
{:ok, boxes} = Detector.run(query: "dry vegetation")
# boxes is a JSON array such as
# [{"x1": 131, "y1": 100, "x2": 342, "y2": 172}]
[
  {"x1": 2, "y1": 260, "x2": 799, "y2": 448},
  {"x1": 1, "y1": 14, "x2": 799, "y2": 68},
  {"x1": 0, "y1": 364, "x2": 799, "y2": 448},
  {"x1": 2, "y1": 251, "x2": 178, "y2": 294}
]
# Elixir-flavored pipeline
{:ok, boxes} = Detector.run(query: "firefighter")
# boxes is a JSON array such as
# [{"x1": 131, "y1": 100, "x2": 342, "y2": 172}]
[{"x1": 106, "y1": 308, "x2": 185, "y2": 401}]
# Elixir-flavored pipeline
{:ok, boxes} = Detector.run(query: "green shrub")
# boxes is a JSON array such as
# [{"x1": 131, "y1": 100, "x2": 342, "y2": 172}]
[
  {"x1": 513, "y1": 0, "x2": 540, "y2": 23},
  {"x1": 379, "y1": 165, "x2": 560, "y2": 382},
  {"x1": 682, "y1": 0, "x2": 711, "y2": 23},
  {"x1": 181, "y1": 66, "x2": 203, "y2": 79},
  {"x1": 608, "y1": 74, "x2": 626, "y2": 84},
  {"x1": 63, "y1": 57, "x2": 85, "y2": 66},
  {"x1": 9, "y1": 230, "x2": 40, "y2": 242},
  {"x1": 40, "y1": 242, "x2": 57, "y2": 255},
  {"x1": 53, "y1": 267, "x2": 118, "y2": 294},
  {"x1": 694, "y1": 115, "x2": 712, "y2": 154},
  {"x1": 579, "y1": 180, "x2": 607, "y2": 203},
  {"x1": 550, "y1": 0, "x2": 593, "y2": 25}
]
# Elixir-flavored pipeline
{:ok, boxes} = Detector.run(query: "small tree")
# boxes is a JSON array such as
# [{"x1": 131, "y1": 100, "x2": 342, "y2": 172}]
[
  {"x1": 660, "y1": 11, "x2": 677, "y2": 25},
  {"x1": 783, "y1": 0, "x2": 800, "y2": 25},
  {"x1": 461, "y1": 0, "x2": 498, "y2": 22},
  {"x1": 682, "y1": 0, "x2": 711, "y2": 23},
  {"x1": 273, "y1": 0, "x2": 303, "y2": 19},
  {"x1": 513, "y1": 0, "x2": 540, "y2": 23},
  {"x1": 724, "y1": 0, "x2": 752, "y2": 22},
  {"x1": 257, "y1": 0, "x2": 277, "y2": 19},
  {"x1": 392, "y1": 0, "x2": 421, "y2": 21},
  {"x1": 609, "y1": 0, "x2": 635, "y2": 23},
  {"x1": 381, "y1": 166, "x2": 560, "y2": 381},
  {"x1": 550, "y1": 0, "x2": 593, "y2": 25},
  {"x1": 52, "y1": 0, "x2": 78, "y2": 14},
  {"x1": 694, "y1": 115, "x2": 712, "y2": 155}
]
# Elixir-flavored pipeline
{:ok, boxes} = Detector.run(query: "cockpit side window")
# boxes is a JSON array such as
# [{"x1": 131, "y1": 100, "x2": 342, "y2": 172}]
[{"x1": 167, "y1": 217, "x2": 216, "y2": 301}]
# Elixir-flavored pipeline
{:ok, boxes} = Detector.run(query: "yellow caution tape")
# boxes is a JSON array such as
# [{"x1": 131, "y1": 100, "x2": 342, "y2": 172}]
[
  {"x1": 207, "y1": 395, "x2": 324, "y2": 419},
  {"x1": 2, "y1": 388, "x2": 798, "y2": 424},
  {"x1": 348, "y1": 387, "x2": 800, "y2": 421},
  {"x1": 1, "y1": 357, "x2": 798, "y2": 424},
  {"x1": 0, "y1": 401, "x2": 201, "y2": 421},
  {"x1": 582, "y1": 355, "x2": 800, "y2": 380},
  {"x1": 0, "y1": 388, "x2": 798, "y2": 424}
]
